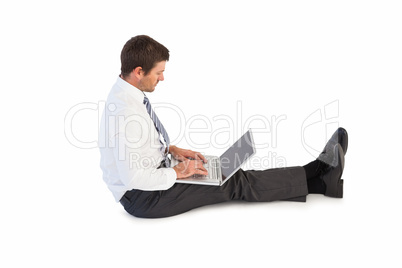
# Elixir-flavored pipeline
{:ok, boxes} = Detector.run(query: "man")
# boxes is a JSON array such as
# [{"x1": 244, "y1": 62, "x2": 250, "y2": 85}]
[{"x1": 99, "y1": 35, "x2": 348, "y2": 218}]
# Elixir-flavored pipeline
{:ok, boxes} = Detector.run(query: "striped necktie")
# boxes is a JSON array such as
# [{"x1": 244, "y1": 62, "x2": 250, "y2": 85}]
[{"x1": 143, "y1": 94, "x2": 170, "y2": 165}]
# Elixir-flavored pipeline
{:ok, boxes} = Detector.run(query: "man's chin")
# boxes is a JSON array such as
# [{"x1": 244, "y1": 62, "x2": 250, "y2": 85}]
[{"x1": 144, "y1": 87, "x2": 156, "y2": 93}]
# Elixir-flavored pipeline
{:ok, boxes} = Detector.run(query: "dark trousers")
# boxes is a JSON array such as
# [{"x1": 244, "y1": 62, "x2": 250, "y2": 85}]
[{"x1": 120, "y1": 166, "x2": 308, "y2": 218}]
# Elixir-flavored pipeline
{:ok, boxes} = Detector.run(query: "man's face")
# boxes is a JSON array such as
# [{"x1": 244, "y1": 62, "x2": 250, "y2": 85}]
[{"x1": 138, "y1": 61, "x2": 166, "y2": 92}]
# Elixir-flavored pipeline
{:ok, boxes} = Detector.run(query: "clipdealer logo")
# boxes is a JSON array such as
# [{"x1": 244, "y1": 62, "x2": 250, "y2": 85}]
[{"x1": 64, "y1": 99, "x2": 340, "y2": 168}]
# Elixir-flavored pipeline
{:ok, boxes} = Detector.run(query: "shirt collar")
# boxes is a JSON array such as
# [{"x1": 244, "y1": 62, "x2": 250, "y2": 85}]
[{"x1": 115, "y1": 75, "x2": 146, "y2": 102}]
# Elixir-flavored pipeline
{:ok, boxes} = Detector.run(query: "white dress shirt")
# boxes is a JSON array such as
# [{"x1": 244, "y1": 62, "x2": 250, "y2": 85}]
[{"x1": 99, "y1": 77, "x2": 177, "y2": 202}]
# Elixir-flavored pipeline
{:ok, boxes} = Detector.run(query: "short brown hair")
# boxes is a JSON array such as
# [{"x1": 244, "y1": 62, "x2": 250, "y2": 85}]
[{"x1": 120, "y1": 35, "x2": 170, "y2": 77}]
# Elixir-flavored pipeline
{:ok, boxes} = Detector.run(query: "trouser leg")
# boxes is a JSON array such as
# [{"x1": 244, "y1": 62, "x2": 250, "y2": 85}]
[
  {"x1": 282, "y1": 196, "x2": 307, "y2": 202},
  {"x1": 121, "y1": 166, "x2": 308, "y2": 218}
]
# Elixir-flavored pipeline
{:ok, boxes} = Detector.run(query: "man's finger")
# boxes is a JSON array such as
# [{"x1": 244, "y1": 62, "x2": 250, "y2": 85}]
[
  {"x1": 198, "y1": 165, "x2": 208, "y2": 172},
  {"x1": 195, "y1": 168, "x2": 208, "y2": 176},
  {"x1": 192, "y1": 160, "x2": 205, "y2": 169},
  {"x1": 195, "y1": 161, "x2": 208, "y2": 173},
  {"x1": 194, "y1": 152, "x2": 208, "y2": 163},
  {"x1": 175, "y1": 155, "x2": 187, "y2": 161}
]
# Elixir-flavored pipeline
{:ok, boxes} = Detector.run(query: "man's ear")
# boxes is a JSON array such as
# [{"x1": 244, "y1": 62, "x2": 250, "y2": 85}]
[{"x1": 132, "y1": 66, "x2": 144, "y2": 79}]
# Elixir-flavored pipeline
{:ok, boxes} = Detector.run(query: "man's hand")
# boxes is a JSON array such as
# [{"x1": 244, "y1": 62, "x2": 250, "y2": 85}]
[
  {"x1": 169, "y1": 145, "x2": 208, "y2": 179},
  {"x1": 173, "y1": 159, "x2": 208, "y2": 179},
  {"x1": 169, "y1": 145, "x2": 208, "y2": 163}
]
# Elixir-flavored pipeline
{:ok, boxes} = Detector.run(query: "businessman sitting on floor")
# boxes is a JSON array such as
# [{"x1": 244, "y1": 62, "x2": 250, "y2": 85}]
[{"x1": 99, "y1": 35, "x2": 348, "y2": 218}]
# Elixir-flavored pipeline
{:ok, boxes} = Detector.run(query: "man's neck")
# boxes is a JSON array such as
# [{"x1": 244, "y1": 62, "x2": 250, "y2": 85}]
[{"x1": 120, "y1": 74, "x2": 143, "y2": 92}]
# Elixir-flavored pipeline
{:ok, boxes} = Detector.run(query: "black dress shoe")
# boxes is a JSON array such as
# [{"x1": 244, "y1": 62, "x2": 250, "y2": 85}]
[
  {"x1": 320, "y1": 144, "x2": 345, "y2": 198},
  {"x1": 322, "y1": 127, "x2": 348, "y2": 156}
]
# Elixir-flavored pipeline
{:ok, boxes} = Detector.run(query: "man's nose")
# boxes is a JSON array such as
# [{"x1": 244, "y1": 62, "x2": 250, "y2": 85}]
[{"x1": 159, "y1": 74, "x2": 164, "y2": 81}]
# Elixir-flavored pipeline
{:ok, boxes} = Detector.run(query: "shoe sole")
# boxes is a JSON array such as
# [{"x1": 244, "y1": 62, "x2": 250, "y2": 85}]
[{"x1": 323, "y1": 144, "x2": 345, "y2": 198}]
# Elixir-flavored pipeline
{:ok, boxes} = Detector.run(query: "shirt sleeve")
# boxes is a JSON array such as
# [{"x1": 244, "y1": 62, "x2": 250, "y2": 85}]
[{"x1": 112, "y1": 112, "x2": 177, "y2": 192}]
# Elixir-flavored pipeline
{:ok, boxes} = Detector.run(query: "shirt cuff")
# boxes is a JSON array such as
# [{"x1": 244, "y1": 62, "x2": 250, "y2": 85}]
[{"x1": 163, "y1": 167, "x2": 178, "y2": 188}]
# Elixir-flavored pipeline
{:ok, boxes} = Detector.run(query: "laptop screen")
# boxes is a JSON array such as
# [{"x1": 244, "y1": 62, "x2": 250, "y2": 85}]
[{"x1": 219, "y1": 130, "x2": 255, "y2": 181}]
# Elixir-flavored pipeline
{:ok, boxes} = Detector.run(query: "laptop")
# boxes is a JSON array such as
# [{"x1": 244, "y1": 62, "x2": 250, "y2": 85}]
[{"x1": 171, "y1": 129, "x2": 256, "y2": 186}]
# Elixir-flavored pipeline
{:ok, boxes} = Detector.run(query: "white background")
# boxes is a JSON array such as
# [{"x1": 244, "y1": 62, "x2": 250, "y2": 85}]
[{"x1": 1, "y1": 0, "x2": 401, "y2": 267}]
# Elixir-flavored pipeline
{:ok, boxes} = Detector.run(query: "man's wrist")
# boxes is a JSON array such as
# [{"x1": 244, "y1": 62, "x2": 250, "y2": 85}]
[{"x1": 169, "y1": 145, "x2": 176, "y2": 153}]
